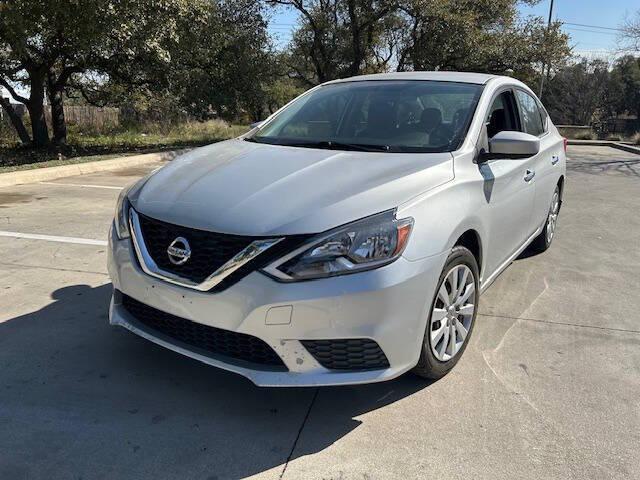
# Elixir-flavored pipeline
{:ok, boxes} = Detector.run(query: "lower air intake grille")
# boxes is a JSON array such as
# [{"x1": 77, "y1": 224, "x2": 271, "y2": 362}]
[
  {"x1": 122, "y1": 295, "x2": 286, "y2": 369},
  {"x1": 301, "y1": 339, "x2": 389, "y2": 370}
]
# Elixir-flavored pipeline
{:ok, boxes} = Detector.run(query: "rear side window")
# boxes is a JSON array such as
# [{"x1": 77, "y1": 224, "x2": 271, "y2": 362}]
[
  {"x1": 515, "y1": 90, "x2": 544, "y2": 136},
  {"x1": 537, "y1": 100, "x2": 549, "y2": 132}
]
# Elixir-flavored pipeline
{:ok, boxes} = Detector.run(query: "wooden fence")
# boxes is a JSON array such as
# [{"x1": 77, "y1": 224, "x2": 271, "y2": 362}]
[
  {"x1": 1, "y1": 100, "x2": 119, "y2": 131},
  {"x1": 45, "y1": 106, "x2": 120, "y2": 130}
]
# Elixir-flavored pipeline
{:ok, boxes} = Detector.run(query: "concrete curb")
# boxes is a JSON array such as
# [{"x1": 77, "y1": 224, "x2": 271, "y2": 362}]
[
  {"x1": 567, "y1": 140, "x2": 640, "y2": 156},
  {"x1": 0, "y1": 149, "x2": 186, "y2": 188}
]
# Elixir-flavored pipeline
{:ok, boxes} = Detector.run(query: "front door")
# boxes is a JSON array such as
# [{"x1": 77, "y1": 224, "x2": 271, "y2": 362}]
[
  {"x1": 514, "y1": 89, "x2": 563, "y2": 229},
  {"x1": 480, "y1": 90, "x2": 537, "y2": 279}
]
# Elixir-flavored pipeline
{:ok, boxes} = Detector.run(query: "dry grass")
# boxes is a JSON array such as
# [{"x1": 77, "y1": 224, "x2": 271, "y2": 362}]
[
  {"x1": 0, "y1": 120, "x2": 249, "y2": 171},
  {"x1": 574, "y1": 131, "x2": 597, "y2": 140}
]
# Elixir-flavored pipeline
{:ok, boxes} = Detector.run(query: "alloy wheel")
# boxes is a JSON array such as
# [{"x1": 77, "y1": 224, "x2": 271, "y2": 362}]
[
  {"x1": 546, "y1": 188, "x2": 560, "y2": 243},
  {"x1": 430, "y1": 264, "x2": 476, "y2": 362}
]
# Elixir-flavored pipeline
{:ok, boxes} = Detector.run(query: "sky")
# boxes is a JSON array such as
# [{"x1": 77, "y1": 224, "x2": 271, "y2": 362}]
[{"x1": 268, "y1": 0, "x2": 640, "y2": 57}]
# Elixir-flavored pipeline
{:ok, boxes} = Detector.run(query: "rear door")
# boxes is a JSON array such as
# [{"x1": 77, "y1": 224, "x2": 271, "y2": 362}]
[
  {"x1": 479, "y1": 89, "x2": 537, "y2": 277},
  {"x1": 514, "y1": 89, "x2": 563, "y2": 228}
]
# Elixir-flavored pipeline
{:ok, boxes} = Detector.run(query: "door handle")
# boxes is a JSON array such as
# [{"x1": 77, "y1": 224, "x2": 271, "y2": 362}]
[
  {"x1": 524, "y1": 169, "x2": 535, "y2": 182},
  {"x1": 551, "y1": 155, "x2": 560, "y2": 165}
]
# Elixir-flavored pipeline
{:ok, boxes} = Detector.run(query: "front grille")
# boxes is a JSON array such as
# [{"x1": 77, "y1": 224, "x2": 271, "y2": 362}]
[
  {"x1": 137, "y1": 212, "x2": 255, "y2": 284},
  {"x1": 301, "y1": 339, "x2": 389, "y2": 370},
  {"x1": 122, "y1": 295, "x2": 286, "y2": 369}
]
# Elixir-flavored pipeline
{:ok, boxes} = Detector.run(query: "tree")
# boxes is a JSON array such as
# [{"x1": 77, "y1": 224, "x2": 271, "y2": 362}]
[
  {"x1": 0, "y1": 0, "x2": 198, "y2": 147},
  {"x1": 70, "y1": 0, "x2": 273, "y2": 124},
  {"x1": 609, "y1": 55, "x2": 640, "y2": 119},
  {"x1": 277, "y1": 0, "x2": 570, "y2": 88},
  {"x1": 543, "y1": 59, "x2": 612, "y2": 125},
  {"x1": 270, "y1": 0, "x2": 399, "y2": 84},
  {"x1": 620, "y1": 9, "x2": 640, "y2": 52},
  {"x1": 394, "y1": 0, "x2": 570, "y2": 85},
  {"x1": 167, "y1": 0, "x2": 274, "y2": 121}
]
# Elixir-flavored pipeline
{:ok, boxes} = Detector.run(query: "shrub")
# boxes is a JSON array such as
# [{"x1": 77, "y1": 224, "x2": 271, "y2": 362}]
[{"x1": 574, "y1": 131, "x2": 596, "y2": 140}]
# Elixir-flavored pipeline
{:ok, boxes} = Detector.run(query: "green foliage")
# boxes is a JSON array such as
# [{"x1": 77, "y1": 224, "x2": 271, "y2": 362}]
[
  {"x1": 609, "y1": 55, "x2": 640, "y2": 119},
  {"x1": 276, "y1": 0, "x2": 570, "y2": 87},
  {"x1": 273, "y1": 0, "x2": 400, "y2": 84},
  {"x1": 543, "y1": 56, "x2": 640, "y2": 129},
  {"x1": 543, "y1": 59, "x2": 612, "y2": 125}
]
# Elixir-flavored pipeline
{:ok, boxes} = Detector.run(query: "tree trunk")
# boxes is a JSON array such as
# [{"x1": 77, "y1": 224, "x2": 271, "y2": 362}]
[
  {"x1": 27, "y1": 102, "x2": 49, "y2": 147},
  {"x1": 47, "y1": 71, "x2": 67, "y2": 145},
  {"x1": 347, "y1": 1, "x2": 363, "y2": 77},
  {"x1": 27, "y1": 75, "x2": 49, "y2": 147},
  {"x1": 0, "y1": 97, "x2": 31, "y2": 144}
]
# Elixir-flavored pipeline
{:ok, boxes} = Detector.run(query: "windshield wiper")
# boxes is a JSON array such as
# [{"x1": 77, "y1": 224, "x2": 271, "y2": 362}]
[
  {"x1": 244, "y1": 137, "x2": 392, "y2": 152},
  {"x1": 285, "y1": 140, "x2": 391, "y2": 152}
]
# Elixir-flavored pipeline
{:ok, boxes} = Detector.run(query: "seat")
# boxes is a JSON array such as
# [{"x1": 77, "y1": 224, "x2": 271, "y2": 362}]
[
  {"x1": 419, "y1": 108, "x2": 442, "y2": 132},
  {"x1": 358, "y1": 102, "x2": 396, "y2": 138},
  {"x1": 420, "y1": 108, "x2": 451, "y2": 146}
]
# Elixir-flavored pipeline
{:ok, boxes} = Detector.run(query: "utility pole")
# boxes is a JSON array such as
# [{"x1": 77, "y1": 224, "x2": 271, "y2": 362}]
[{"x1": 538, "y1": 0, "x2": 555, "y2": 100}]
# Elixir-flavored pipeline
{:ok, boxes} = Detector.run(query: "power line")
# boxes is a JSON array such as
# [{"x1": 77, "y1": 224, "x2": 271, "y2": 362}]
[
  {"x1": 564, "y1": 27, "x2": 619, "y2": 36},
  {"x1": 563, "y1": 22, "x2": 624, "y2": 32}
]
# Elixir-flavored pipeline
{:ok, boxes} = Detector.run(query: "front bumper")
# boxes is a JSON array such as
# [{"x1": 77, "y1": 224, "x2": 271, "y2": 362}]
[{"x1": 108, "y1": 226, "x2": 448, "y2": 386}]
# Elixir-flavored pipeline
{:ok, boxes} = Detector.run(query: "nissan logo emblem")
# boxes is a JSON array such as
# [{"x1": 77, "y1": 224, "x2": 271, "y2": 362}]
[{"x1": 167, "y1": 237, "x2": 191, "y2": 265}]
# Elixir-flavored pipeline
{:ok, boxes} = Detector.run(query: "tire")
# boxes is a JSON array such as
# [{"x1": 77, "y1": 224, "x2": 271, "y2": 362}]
[
  {"x1": 412, "y1": 246, "x2": 480, "y2": 380},
  {"x1": 529, "y1": 184, "x2": 561, "y2": 253}
]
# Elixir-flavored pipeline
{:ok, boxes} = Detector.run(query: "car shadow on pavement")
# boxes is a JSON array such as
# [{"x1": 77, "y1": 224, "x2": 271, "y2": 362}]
[
  {"x1": 0, "y1": 283, "x2": 430, "y2": 480},
  {"x1": 566, "y1": 156, "x2": 640, "y2": 177}
]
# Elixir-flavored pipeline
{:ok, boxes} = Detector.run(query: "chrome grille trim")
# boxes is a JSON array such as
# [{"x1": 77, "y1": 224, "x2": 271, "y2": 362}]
[{"x1": 128, "y1": 208, "x2": 283, "y2": 291}]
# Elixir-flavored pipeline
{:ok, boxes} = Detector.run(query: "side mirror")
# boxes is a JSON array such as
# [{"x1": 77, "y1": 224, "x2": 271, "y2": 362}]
[
  {"x1": 483, "y1": 131, "x2": 540, "y2": 160},
  {"x1": 250, "y1": 120, "x2": 264, "y2": 129}
]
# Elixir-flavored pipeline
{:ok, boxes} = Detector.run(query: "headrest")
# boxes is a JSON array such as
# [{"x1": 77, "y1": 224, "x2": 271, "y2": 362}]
[{"x1": 420, "y1": 108, "x2": 442, "y2": 131}]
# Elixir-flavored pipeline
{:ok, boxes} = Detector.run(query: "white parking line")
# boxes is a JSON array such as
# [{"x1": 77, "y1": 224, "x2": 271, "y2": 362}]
[
  {"x1": 38, "y1": 182, "x2": 123, "y2": 190},
  {"x1": 0, "y1": 231, "x2": 107, "y2": 246}
]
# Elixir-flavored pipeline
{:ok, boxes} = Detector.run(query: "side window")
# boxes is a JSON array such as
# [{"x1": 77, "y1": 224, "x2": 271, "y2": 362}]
[
  {"x1": 515, "y1": 90, "x2": 544, "y2": 136},
  {"x1": 537, "y1": 100, "x2": 549, "y2": 133},
  {"x1": 486, "y1": 91, "x2": 518, "y2": 139}
]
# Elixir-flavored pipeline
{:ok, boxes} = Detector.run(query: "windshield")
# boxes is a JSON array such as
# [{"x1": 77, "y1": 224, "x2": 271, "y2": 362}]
[{"x1": 247, "y1": 80, "x2": 483, "y2": 153}]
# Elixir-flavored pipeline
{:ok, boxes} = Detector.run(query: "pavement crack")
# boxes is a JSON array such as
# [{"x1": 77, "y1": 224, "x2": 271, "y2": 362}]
[
  {"x1": 481, "y1": 349, "x2": 540, "y2": 413},
  {"x1": 280, "y1": 387, "x2": 319, "y2": 479},
  {"x1": 478, "y1": 312, "x2": 640, "y2": 334}
]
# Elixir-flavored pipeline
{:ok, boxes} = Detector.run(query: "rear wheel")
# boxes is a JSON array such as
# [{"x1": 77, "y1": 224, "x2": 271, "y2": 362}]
[
  {"x1": 530, "y1": 185, "x2": 561, "y2": 253},
  {"x1": 413, "y1": 246, "x2": 479, "y2": 380}
]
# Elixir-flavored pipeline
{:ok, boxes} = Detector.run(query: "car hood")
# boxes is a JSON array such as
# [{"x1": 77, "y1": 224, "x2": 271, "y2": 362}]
[{"x1": 131, "y1": 139, "x2": 453, "y2": 235}]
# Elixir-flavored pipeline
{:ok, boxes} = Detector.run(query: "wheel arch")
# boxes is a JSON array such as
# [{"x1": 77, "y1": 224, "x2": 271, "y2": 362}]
[
  {"x1": 453, "y1": 229, "x2": 483, "y2": 274},
  {"x1": 557, "y1": 175, "x2": 565, "y2": 205}
]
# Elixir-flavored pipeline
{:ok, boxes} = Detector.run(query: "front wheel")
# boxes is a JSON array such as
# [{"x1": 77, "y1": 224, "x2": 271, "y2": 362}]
[{"x1": 412, "y1": 246, "x2": 479, "y2": 380}]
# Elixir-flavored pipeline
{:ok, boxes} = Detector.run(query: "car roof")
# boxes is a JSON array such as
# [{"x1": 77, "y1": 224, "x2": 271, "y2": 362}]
[{"x1": 325, "y1": 71, "x2": 503, "y2": 86}]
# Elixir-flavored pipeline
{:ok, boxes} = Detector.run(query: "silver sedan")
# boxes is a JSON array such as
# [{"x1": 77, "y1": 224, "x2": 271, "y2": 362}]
[{"x1": 108, "y1": 71, "x2": 566, "y2": 386}]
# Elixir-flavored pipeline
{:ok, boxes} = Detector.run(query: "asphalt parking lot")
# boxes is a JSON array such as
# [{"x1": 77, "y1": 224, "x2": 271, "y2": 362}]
[{"x1": 1, "y1": 145, "x2": 639, "y2": 480}]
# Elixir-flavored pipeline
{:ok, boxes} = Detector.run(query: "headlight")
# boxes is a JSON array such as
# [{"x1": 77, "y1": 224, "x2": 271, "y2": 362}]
[
  {"x1": 262, "y1": 211, "x2": 413, "y2": 281},
  {"x1": 114, "y1": 187, "x2": 131, "y2": 240}
]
